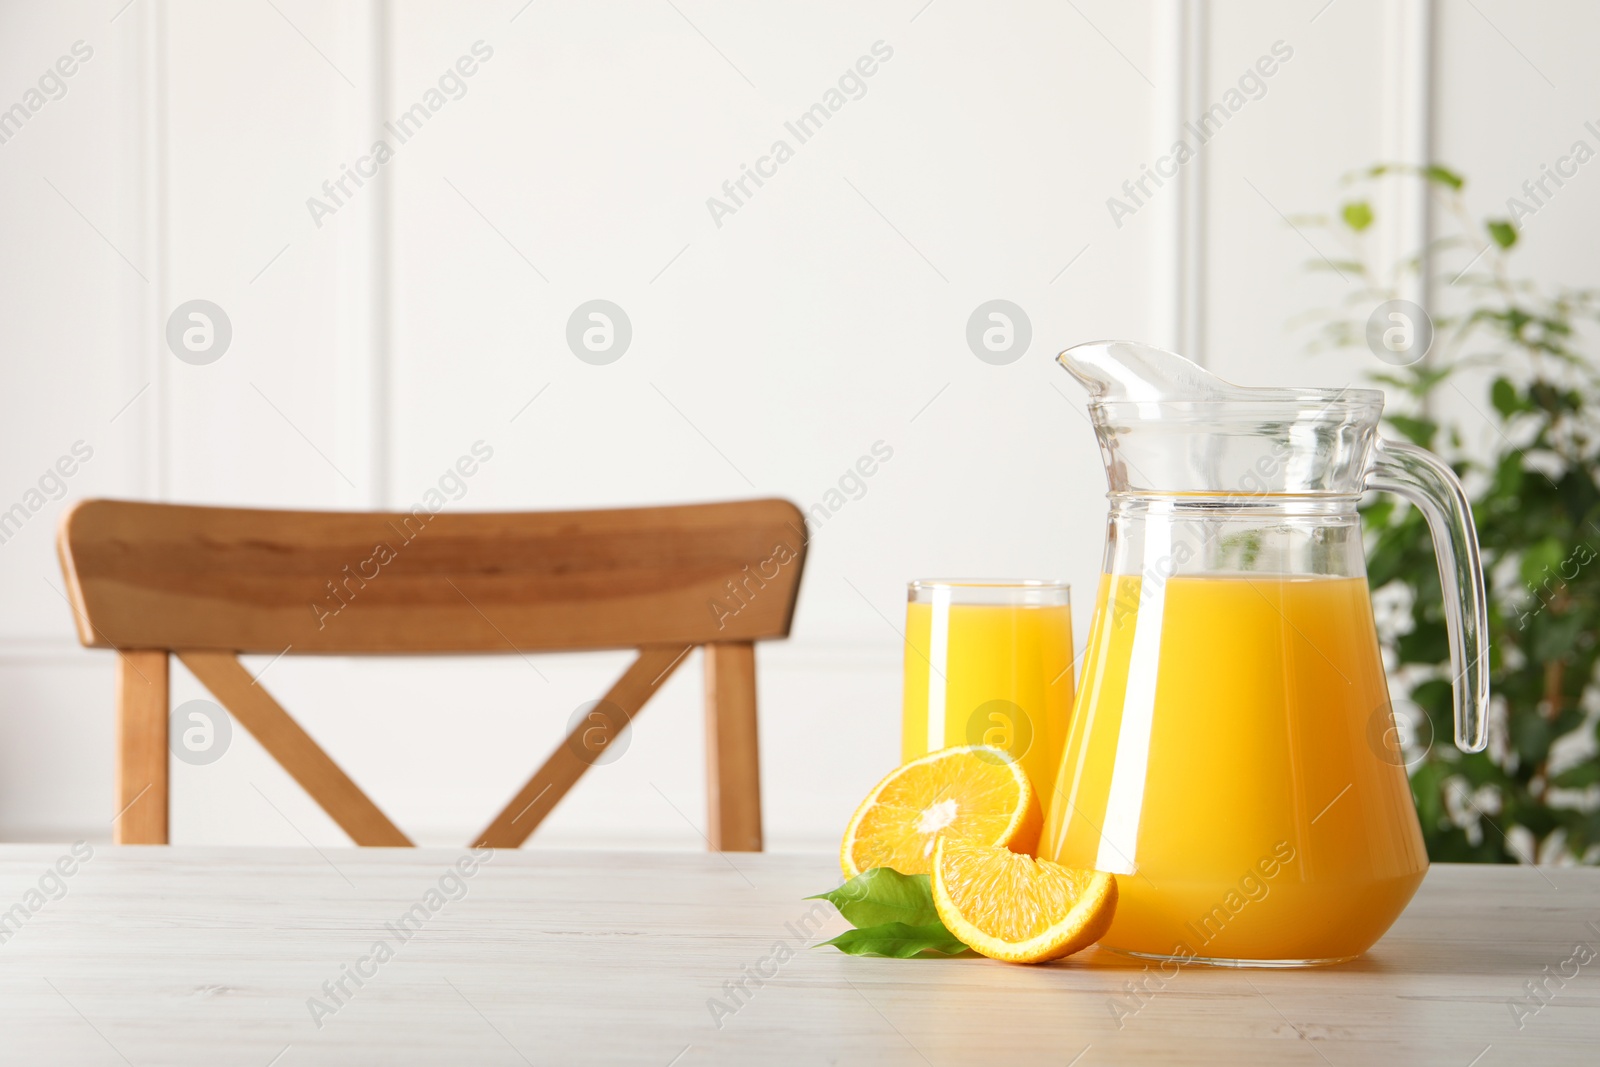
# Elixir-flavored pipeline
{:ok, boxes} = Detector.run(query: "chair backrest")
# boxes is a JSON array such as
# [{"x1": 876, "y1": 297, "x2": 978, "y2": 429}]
[{"x1": 57, "y1": 497, "x2": 808, "y2": 851}]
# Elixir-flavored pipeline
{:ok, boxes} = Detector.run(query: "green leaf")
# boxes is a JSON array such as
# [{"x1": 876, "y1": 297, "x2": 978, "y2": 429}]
[
  {"x1": 1306, "y1": 258, "x2": 1367, "y2": 275},
  {"x1": 1385, "y1": 414, "x2": 1438, "y2": 448},
  {"x1": 1410, "y1": 678, "x2": 1456, "y2": 720},
  {"x1": 818, "y1": 922, "x2": 973, "y2": 958},
  {"x1": 1518, "y1": 537, "x2": 1565, "y2": 589},
  {"x1": 1490, "y1": 377, "x2": 1523, "y2": 418},
  {"x1": 1362, "y1": 163, "x2": 1464, "y2": 190},
  {"x1": 1408, "y1": 760, "x2": 1451, "y2": 832},
  {"x1": 1341, "y1": 201, "x2": 1374, "y2": 232},
  {"x1": 1489, "y1": 450, "x2": 1526, "y2": 499},
  {"x1": 1398, "y1": 622, "x2": 1450, "y2": 664},
  {"x1": 1487, "y1": 219, "x2": 1518, "y2": 249},
  {"x1": 1511, "y1": 710, "x2": 1554, "y2": 767},
  {"x1": 806, "y1": 868, "x2": 939, "y2": 929},
  {"x1": 1561, "y1": 762, "x2": 1600, "y2": 789},
  {"x1": 1367, "y1": 372, "x2": 1417, "y2": 392},
  {"x1": 1530, "y1": 610, "x2": 1585, "y2": 662},
  {"x1": 1423, "y1": 165, "x2": 1465, "y2": 190}
]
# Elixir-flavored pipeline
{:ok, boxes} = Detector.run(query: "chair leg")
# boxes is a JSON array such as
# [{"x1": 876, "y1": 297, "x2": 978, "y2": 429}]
[
  {"x1": 115, "y1": 651, "x2": 169, "y2": 844},
  {"x1": 704, "y1": 642, "x2": 762, "y2": 852}
]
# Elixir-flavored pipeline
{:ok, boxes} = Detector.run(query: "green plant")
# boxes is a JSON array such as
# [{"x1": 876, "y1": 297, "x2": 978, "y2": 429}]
[{"x1": 1300, "y1": 164, "x2": 1600, "y2": 864}]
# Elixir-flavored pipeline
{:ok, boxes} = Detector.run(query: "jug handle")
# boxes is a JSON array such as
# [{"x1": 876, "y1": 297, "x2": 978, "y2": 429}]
[{"x1": 1367, "y1": 437, "x2": 1491, "y2": 752}]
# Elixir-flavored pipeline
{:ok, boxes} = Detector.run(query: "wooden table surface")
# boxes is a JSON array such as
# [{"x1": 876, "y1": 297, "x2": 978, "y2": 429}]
[{"x1": 0, "y1": 846, "x2": 1594, "y2": 1065}]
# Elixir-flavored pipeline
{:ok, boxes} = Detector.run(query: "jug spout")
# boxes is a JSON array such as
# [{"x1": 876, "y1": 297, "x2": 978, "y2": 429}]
[
  {"x1": 1055, "y1": 340, "x2": 1386, "y2": 496},
  {"x1": 1058, "y1": 340, "x2": 1247, "y2": 403}
]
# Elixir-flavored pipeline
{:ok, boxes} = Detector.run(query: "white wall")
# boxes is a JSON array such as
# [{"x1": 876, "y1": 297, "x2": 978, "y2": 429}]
[{"x1": 1, "y1": 0, "x2": 1595, "y2": 849}]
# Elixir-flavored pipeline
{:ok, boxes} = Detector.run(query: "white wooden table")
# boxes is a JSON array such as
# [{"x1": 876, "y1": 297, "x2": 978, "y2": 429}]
[{"x1": 0, "y1": 847, "x2": 1594, "y2": 1065}]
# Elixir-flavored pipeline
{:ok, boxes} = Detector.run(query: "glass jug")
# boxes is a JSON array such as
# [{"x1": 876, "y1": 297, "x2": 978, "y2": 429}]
[{"x1": 1039, "y1": 341, "x2": 1489, "y2": 966}]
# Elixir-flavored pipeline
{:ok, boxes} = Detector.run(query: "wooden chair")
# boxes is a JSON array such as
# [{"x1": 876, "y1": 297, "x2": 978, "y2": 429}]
[{"x1": 56, "y1": 498, "x2": 807, "y2": 851}]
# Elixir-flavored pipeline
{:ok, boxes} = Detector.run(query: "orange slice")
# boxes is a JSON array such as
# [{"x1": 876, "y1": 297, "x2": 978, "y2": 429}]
[
  {"x1": 932, "y1": 838, "x2": 1117, "y2": 963},
  {"x1": 839, "y1": 746, "x2": 1041, "y2": 879}
]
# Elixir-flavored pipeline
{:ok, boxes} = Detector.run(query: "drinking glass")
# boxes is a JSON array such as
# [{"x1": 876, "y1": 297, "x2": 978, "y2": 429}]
[{"x1": 901, "y1": 579, "x2": 1074, "y2": 796}]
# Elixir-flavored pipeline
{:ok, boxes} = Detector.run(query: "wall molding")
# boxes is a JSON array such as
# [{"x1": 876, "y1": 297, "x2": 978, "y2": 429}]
[
  {"x1": 143, "y1": 0, "x2": 169, "y2": 500},
  {"x1": 1155, "y1": 0, "x2": 1208, "y2": 366},
  {"x1": 335, "y1": 0, "x2": 392, "y2": 510},
  {"x1": 0, "y1": 641, "x2": 110, "y2": 664},
  {"x1": 0, "y1": 638, "x2": 899, "y2": 667},
  {"x1": 1382, "y1": 0, "x2": 1435, "y2": 309}
]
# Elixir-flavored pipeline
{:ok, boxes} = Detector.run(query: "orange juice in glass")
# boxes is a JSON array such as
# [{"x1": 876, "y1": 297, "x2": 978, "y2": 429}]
[{"x1": 902, "y1": 580, "x2": 1074, "y2": 796}]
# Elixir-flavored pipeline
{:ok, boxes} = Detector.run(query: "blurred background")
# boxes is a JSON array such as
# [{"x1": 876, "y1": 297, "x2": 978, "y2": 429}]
[{"x1": 1, "y1": 0, "x2": 1596, "y2": 853}]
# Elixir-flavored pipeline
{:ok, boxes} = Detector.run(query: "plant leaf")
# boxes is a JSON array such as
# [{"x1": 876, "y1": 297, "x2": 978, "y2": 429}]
[
  {"x1": 1518, "y1": 537, "x2": 1565, "y2": 589},
  {"x1": 1342, "y1": 201, "x2": 1374, "y2": 232},
  {"x1": 1423, "y1": 164, "x2": 1465, "y2": 190},
  {"x1": 1385, "y1": 414, "x2": 1438, "y2": 448},
  {"x1": 1487, "y1": 219, "x2": 1518, "y2": 249},
  {"x1": 1553, "y1": 762, "x2": 1600, "y2": 789},
  {"x1": 806, "y1": 867, "x2": 939, "y2": 928},
  {"x1": 818, "y1": 922, "x2": 973, "y2": 958},
  {"x1": 1361, "y1": 163, "x2": 1464, "y2": 190},
  {"x1": 1306, "y1": 258, "x2": 1367, "y2": 275},
  {"x1": 1490, "y1": 376, "x2": 1523, "y2": 417}
]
